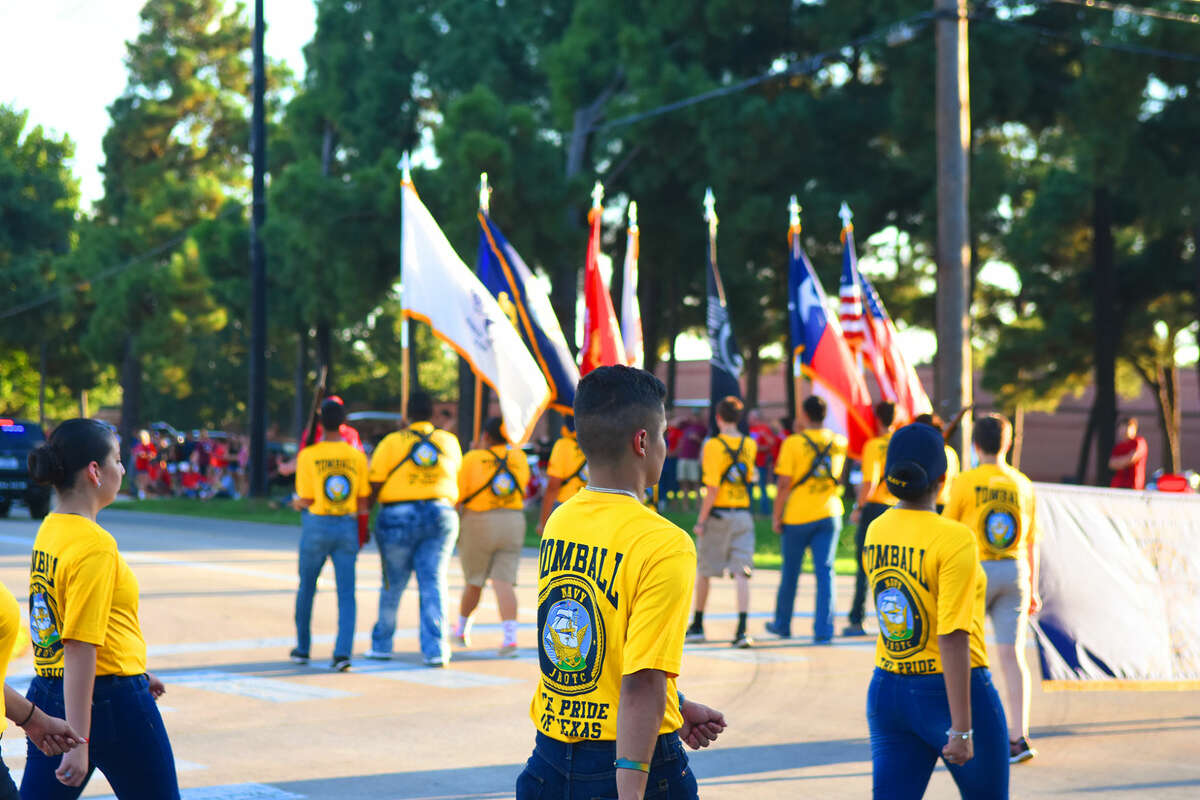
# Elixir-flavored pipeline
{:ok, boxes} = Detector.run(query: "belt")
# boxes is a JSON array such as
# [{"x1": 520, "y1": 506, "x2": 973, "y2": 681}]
[
  {"x1": 533, "y1": 730, "x2": 678, "y2": 758},
  {"x1": 381, "y1": 498, "x2": 451, "y2": 507},
  {"x1": 712, "y1": 505, "x2": 750, "y2": 511}
]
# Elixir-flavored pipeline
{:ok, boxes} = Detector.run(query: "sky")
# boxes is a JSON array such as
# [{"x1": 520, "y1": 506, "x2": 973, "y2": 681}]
[{"x1": 1, "y1": 0, "x2": 317, "y2": 206}]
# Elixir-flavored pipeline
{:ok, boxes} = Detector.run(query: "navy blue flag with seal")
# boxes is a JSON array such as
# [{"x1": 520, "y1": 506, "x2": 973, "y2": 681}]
[
  {"x1": 477, "y1": 212, "x2": 579, "y2": 414},
  {"x1": 705, "y1": 229, "x2": 745, "y2": 434}
]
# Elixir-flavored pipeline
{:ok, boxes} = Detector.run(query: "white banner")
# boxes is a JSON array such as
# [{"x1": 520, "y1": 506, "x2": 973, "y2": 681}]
[
  {"x1": 1032, "y1": 483, "x2": 1200, "y2": 688},
  {"x1": 401, "y1": 180, "x2": 550, "y2": 443}
]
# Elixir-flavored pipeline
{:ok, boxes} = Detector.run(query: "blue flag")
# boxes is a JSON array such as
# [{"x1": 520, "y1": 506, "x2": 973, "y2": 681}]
[{"x1": 477, "y1": 212, "x2": 579, "y2": 413}]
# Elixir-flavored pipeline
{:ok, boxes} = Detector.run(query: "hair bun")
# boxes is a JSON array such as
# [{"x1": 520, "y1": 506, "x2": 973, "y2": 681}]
[
  {"x1": 886, "y1": 460, "x2": 930, "y2": 499},
  {"x1": 28, "y1": 445, "x2": 66, "y2": 486}
]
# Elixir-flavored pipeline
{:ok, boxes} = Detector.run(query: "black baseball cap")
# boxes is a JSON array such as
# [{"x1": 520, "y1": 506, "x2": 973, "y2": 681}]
[{"x1": 885, "y1": 423, "x2": 948, "y2": 498}]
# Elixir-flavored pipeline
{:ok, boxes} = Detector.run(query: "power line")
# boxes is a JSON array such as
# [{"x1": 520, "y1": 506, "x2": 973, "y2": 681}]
[
  {"x1": 0, "y1": 206, "x2": 243, "y2": 322},
  {"x1": 1046, "y1": 0, "x2": 1200, "y2": 26},
  {"x1": 591, "y1": 11, "x2": 940, "y2": 134},
  {"x1": 974, "y1": 13, "x2": 1200, "y2": 62}
]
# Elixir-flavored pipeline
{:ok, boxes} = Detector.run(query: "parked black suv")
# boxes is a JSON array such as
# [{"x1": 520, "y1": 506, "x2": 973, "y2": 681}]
[{"x1": 0, "y1": 419, "x2": 52, "y2": 519}]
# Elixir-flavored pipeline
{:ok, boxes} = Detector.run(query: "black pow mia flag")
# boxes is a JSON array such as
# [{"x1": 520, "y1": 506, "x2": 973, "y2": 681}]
[{"x1": 705, "y1": 224, "x2": 746, "y2": 436}]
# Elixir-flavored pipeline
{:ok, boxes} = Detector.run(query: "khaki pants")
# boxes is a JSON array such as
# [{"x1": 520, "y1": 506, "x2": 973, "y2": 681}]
[
  {"x1": 697, "y1": 509, "x2": 754, "y2": 577},
  {"x1": 458, "y1": 509, "x2": 525, "y2": 586}
]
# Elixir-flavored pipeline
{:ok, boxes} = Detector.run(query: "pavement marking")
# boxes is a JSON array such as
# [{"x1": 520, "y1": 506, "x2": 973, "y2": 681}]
[
  {"x1": 684, "y1": 646, "x2": 809, "y2": 664},
  {"x1": 93, "y1": 785, "x2": 304, "y2": 800},
  {"x1": 167, "y1": 670, "x2": 355, "y2": 703},
  {"x1": 351, "y1": 662, "x2": 520, "y2": 689}
]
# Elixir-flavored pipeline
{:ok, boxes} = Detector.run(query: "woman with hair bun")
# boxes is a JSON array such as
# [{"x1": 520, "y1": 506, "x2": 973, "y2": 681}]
[
  {"x1": 863, "y1": 423, "x2": 1009, "y2": 799},
  {"x1": 22, "y1": 419, "x2": 180, "y2": 799}
]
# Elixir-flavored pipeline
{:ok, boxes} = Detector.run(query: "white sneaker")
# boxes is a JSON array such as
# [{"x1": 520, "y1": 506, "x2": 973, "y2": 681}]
[
  {"x1": 497, "y1": 643, "x2": 519, "y2": 658},
  {"x1": 363, "y1": 649, "x2": 392, "y2": 661}
]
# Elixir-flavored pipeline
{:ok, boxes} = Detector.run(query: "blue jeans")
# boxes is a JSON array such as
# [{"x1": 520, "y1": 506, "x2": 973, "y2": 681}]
[
  {"x1": 516, "y1": 731, "x2": 698, "y2": 799},
  {"x1": 867, "y1": 667, "x2": 1009, "y2": 800},
  {"x1": 21, "y1": 674, "x2": 179, "y2": 800},
  {"x1": 371, "y1": 500, "x2": 459, "y2": 662},
  {"x1": 773, "y1": 516, "x2": 840, "y2": 639},
  {"x1": 756, "y1": 464, "x2": 772, "y2": 514},
  {"x1": 0, "y1": 753, "x2": 16, "y2": 800},
  {"x1": 296, "y1": 511, "x2": 359, "y2": 659}
]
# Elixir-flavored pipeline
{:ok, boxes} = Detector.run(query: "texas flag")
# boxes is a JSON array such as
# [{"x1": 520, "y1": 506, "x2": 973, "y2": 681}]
[
  {"x1": 580, "y1": 201, "x2": 626, "y2": 375},
  {"x1": 789, "y1": 220, "x2": 874, "y2": 458}
]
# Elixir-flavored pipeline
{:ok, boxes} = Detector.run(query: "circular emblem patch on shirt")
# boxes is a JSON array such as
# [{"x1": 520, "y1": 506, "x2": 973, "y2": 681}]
[
  {"x1": 872, "y1": 569, "x2": 928, "y2": 659},
  {"x1": 29, "y1": 587, "x2": 63, "y2": 661},
  {"x1": 324, "y1": 474, "x2": 352, "y2": 504},
  {"x1": 538, "y1": 575, "x2": 606, "y2": 696},
  {"x1": 412, "y1": 441, "x2": 440, "y2": 468},
  {"x1": 982, "y1": 503, "x2": 1019, "y2": 552},
  {"x1": 491, "y1": 472, "x2": 517, "y2": 497}
]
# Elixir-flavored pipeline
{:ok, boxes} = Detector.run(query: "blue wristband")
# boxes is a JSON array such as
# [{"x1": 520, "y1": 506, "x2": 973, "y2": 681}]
[{"x1": 614, "y1": 757, "x2": 650, "y2": 773}]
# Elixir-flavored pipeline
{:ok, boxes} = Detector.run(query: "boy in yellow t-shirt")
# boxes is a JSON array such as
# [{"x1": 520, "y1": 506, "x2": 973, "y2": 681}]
[
  {"x1": 516, "y1": 365, "x2": 727, "y2": 800},
  {"x1": 452, "y1": 417, "x2": 531, "y2": 657},
  {"x1": 767, "y1": 395, "x2": 847, "y2": 642},
  {"x1": 536, "y1": 416, "x2": 587, "y2": 535},
  {"x1": 944, "y1": 413, "x2": 1041, "y2": 764},
  {"x1": 846, "y1": 401, "x2": 899, "y2": 637},
  {"x1": 291, "y1": 399, "x2": 371, "y2": 671},
  {"x1": 865, "y1": 422, "x2": 1009, "y2": 798},
  {"x1": 687, "y1": 396, "x2": 758, "y2": 648}
]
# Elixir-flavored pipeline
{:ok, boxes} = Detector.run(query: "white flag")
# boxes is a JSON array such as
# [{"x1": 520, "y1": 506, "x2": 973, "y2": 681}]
[
  {"x1": 401, "y1": 178, "x2": 550, "y2": 443},
  {"x1": 620, "y1": 211, "x2": 644, "y2": 369}
]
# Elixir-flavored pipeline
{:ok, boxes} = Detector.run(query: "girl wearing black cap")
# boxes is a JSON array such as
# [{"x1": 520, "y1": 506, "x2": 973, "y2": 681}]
[
  {"x1": 23, "y1": 419, "x2": 180, "y2": 798},
  {"x1": 863, "y1": 423, "x2": 1009, "y2": 799}
]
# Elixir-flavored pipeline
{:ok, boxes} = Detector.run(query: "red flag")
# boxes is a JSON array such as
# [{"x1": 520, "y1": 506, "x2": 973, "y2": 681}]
[{"x1": 580, "y1": 205, "x2": 626, "y2": 375}]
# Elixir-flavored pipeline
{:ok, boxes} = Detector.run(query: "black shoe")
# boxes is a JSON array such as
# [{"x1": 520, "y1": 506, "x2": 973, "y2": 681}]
[
  {"x1": 1010, "y1": 737, "x2": 1038, "y2": 764},
  {"x1": 289, "y1": 648, "x2": 309, "y2": 665},
  {"x1": 842, "y1": 623, "x2": 868, "y2": 637},
  {"x1": 330, "y1": 656, "x2": 351, "y2": 672},
  {"x1": 763, "y1": 621, "x2": 790, "y2": 639},
  {"x1": 732, "y1": 633, "x2": 753, "y2": 649},
  {"x1": 685, "y1": 624, "x2": 705, "y2": 643}
]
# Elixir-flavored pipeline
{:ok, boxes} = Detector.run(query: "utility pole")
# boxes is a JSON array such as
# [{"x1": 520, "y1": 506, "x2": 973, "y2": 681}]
[
  {"x1": 248, "y1": 0, "x2": 268, "y2": 496},
  {"x1": 935, "y1": 0, "x2": 972, "y2": 458}
]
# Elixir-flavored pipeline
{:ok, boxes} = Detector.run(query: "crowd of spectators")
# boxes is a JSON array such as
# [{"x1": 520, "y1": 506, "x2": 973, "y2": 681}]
[{"x1": 129, "y1": 429, "x2": 261, "y2": 500}]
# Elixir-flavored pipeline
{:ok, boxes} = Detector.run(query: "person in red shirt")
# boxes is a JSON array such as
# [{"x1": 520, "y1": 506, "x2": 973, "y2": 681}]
[
  {"x1": 747, "y1": 410, "x2": 779, "y2": 516},
  {"x1": 131, "y1": 430, "x2": 156, "y2": 500},
  {"x1": 1108, "y1": 416, "x2": 1148, "y2": 490},
  {"x1": 660, "y1": 416, "x2": 684, "y2": 510}
]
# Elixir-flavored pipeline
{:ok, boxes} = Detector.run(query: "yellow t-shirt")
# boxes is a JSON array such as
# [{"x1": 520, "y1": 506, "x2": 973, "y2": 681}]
[
  {"x1": 775, "y1": 429, "x2": 848, "y2": 525},
  {"x1": 530, "y1": 490, "x2": 695, "y2": 742},
  {"x1": 861, "y1": 434, "x2": 897, "y2": 506},
  {"x1": 458, "y1": 445, "x2": 531, "y2": 512},
  {"x1": 937, "y1": 445, "x2": 960, "y2": 508},
  {"x1": 30, "y1": 513, "x2": 147, "y2": 678},
  {"x1": 700, "y1": 434, "x2": 758, "y2": 509},
  {"x1": 864, "y1": 508, "x2": 988, "y2": 675},
  {"x1": 547, "y1": 433, "x2": 588, "y2": 503},
  {"x1": 370, "y1": 422, "x2": 463, "y2": 504},
  {"x1": 0, "y1": 583, "x2": 19, "y2": 733},
  {"x1": 944, "y1": 463, "x2": 1038, "y2": 561},
  {"x1": 295, "y1": 441, "x2": 370, "y2": 515}
]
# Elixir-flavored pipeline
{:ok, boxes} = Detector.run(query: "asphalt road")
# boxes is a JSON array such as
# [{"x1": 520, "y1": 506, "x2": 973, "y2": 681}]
[{"x1": 0, "y1": 508, "x2": 1195, "y2": 799}]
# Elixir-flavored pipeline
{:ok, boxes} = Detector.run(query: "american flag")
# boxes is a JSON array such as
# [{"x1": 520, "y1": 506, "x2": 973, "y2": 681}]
[{"x1": 838, "y1": 226, "x2": 866, "y2": 349}]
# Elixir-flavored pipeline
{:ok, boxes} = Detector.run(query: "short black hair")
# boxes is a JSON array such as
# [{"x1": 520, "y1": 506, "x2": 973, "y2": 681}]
[
  {"x1": 973, "y1": 413, "x2": 1011, "y2": 455},
  {"x1": 875, "y1": 401, "x2": 896, "y2": 428},
  {"x1": 28, "y1": 419, "x2": 117, "y2": 491},
  {"x1": 574, "y1": 366, "x2": 666, "y2": 465},
  {"x1": 320, "y1": 399, "x2": 346, "y2": 431},
  {"x1": 914, "y1": 413, "x2": 944, "y2": 431},
  {"x1": 408, "y1": 391, "x2": 434, "y2": 422},
  {"x1": 802, "y1": 395, "x2": 827, "y2": 423},
  {"x1": 716, "y1": 396, "x2": 744, "y2": 424},
  {"x1": 483, "y1": 416, "x2": 505, "y2": 444}
]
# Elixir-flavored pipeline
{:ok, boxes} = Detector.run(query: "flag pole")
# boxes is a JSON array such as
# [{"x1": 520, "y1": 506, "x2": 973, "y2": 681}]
[
  {"x1": 473, "y1": 171, "x2": 491, "y2": 443},
  {"x1": 703, "y1": 188, "x2": 726, "y2": 304},
  {"x1": 789, "y1": 195, "x2": 804, "y2": 425},
  {"x1": 400, "y1": 152, "x2": 412, "y2": 421}
]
